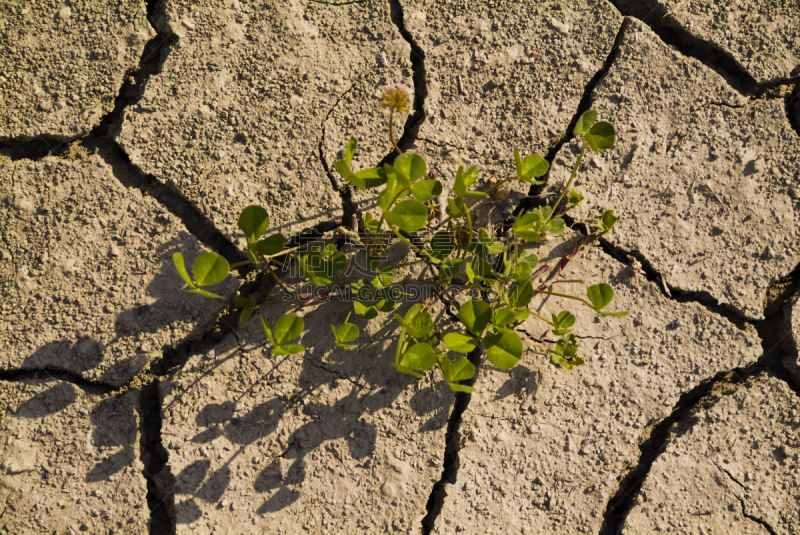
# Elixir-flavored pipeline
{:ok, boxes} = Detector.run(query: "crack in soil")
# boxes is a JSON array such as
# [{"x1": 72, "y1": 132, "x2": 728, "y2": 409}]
[
  {"x1": 420, "y1": 345, "x2": 482, "y2": 535},
  {"x1": 607, "y1": 1, "x2": 759, "y2": 96},
  {"x1": 714, "y1": 444, "x2": 780, "y2": 535},
  {"x1": 387, "y1": 0, "x2": 427, "y2": 155},
  {"x1": 600, "y1": 302, "x2": 797, "y2": 534},
  {"x1": 317, "y1": 81, "x2": 361, "y2": 228},
  {"x1": 138, "y1": 379, "x2": 174, "y2": 535},
  {"x1": 0, "y1": 369, "x2": 113, "y2": 393},
  {"x1": 532, "y1": 18, "x2": 629, "y2": 200}
]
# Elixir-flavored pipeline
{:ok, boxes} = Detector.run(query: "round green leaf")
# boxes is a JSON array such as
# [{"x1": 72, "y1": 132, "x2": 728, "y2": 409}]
[
  {"x1": 458, "y1": 299, "x2": 492, "y2": 336},
  {"x1": 494, "y1": 308, "x2": 517, "y2": 327},
  {"x1": 335, "y1": 323, "x2": 359, "y2": 343},
  {"x1": 508, "y1": 279, "x2": 534, "y2": 308},
  {"x1": 584, "y1": 121, "x2": 616, "y2": 153},
  {"x1": 274, "y1": 314, "x2": 304, "y2": 344},
  {"x1": 193, "y1": 252, "x2": 229, "y2": 286},
  {"x1": 587, "y1": 283, "x2": 614, "y2": 311},
  {"x1": 238, "y1": 205, "x2": 270, "y2": 242},
  {"x1": 402, "y1": 343, "x2": 436, "y2": 370},
  {"x1": 443, "y1": 332, "x2": 478, "y2": 353},
  {"x1": 410, "y1": 179, "x2": 442, "y2": 202},
  {"x1": 519, "y1": 153, "x2": 549, "y2": 179},
  {"x1": 257, "y1": 234, "x2": 287, "y2": 256},
  {"x1": 394, "y1": 153, "x2": 427, "y2": 181},
  {"x1": 484, "y1": 332, "x2": 523, "y2": 370},
  {"x1": 448, "y1": 356, "x2": 476, "y2": 382},
  {"x1": 573, "y1": 109, "x2": 597, "y2": 136},
  {"x1": 385, "y1": 200, "x2": 429, "y2": 232}
]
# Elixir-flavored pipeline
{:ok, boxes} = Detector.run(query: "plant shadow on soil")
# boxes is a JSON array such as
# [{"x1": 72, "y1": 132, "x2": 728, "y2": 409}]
[
  {"x1": 20, "y1": 241, "x2": 230, "y2": 386},
  {"x1": 167, "y1": 263, "x2": 456, "y2": 525}
]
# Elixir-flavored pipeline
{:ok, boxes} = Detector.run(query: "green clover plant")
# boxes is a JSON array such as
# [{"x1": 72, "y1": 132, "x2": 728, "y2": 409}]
[{"x1": 172, "y1": 85, "x2": 627, "y2": 392}]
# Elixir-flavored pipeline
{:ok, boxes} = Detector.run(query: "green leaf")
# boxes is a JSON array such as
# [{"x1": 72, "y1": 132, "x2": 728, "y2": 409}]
[
  {"x1": 334, "y1": 322, "x2": 359, "y2": 344},
  {"x1": 600, "y1": 310, "x2": 629, "y2": 318},
  {"x1": 587, "y1": 283, "x2": 614, "y2": 311},
  {"x1": 410, "y1": 179, "x2": 442, "y2": 202},
  {"x1": 448, "y1": 356, "x2": 476, "y2": 382},
  {"x1": 172, "y1": 253, "x2": 195, "y2": 288},
  {"x1": 568, "y1": 188, "x2": 584, "y2": 206},
  {"x1": 542, "y1": 218, "x2": 566, "y2": 235},
  {"x1": 193, "y1": 252, "x2": 229, "y2": 286},
  {"x1": 238, "y1": 307, "x2": 255, "y2": 327},
  {"x1": 274, "y1": 314, "x2": 304, "y2": 344},
  {"x1": 272, "y1": 344, "x2": 305, "y2": 356},
  {"x1": 458, "y1": 300, "x2": 492, "y2": 336},
  {"x1": 260, "y1": 315, "x2": 276, "y2": 346},
  {"x1": 508, "y1": 279, "x2": 534, "y2": 308},
  {"x1": 511, "y1": 261, "x2": 532, "y2": 282},
  {"x1": 443, "y1": 332, "x2": 478, "y2": 353},
  {"x1": 494, "y1": 308, "x2": 517, "y2": 327},
  {"x1": 484, "y1": 331, "x2": 523, "y2": 369},
  {"x1": 513, "y1": 149, "x2": 549, "y2": 180},
  {"x1": 438, "y1": 258, "x2": 462, "y2": 280},
  {"x1": 354, "y1": 302, "x2": 379, "y2": 320},
  {"x1": 385, "y1": 199, "x2": 428, "y2": 232},
  {"x1": 551, "y1": 310, "x2": 576, "y2": 336},
  {"x1": 448, "y1": 383, "x2": 476, "y2": 393},
  {"x1": 551, "y1": 353, "x2": 584, "y2": 370},
  {"x1": 257, "y1": 234, "x2": 287, "y2": 256},
  {"x1": 600, "y1": 210, "x2": 618, "y2": 232},
  {"x1": 512, "y1": 308, "x2": 530, "y2": 322},
  {"x1": 513, "y1": 208, "x2": 552, "y2": 243},
  {"x1": 238, "y1": 205, "x2": 270, "y2": 242},
  {"x1": 584, "y1": 121, "x2": 616, "y2": 153},
  {"x1": 354, "y1": 167, "x2": 386, "y2": 189},
  {"x1": 188, "y1": 288, "x2": 225, "y2": 299},
  {"x1": 392, "y1": 362, "x2": 423, "y2": 378},
  {"x1": 232, "y1": 295, "x2": 255, "y2": 308},
  {"x1": 447, "y1": 197, "x2": 466, "y2": 218},
  {"x1": 344, "y1": 136, "x2": 357, "y2": 166},
  {"x1": 398, "y1": 304, "x2": 434, "y2": 338},
  {"x1": 453, "y1": 165, "x2": 479, "y2": 198},
  {"x1": 573, "y1": 109, "x2": 597, "y2": 136},
  {"x1": 522, "y1": 253, "x2": 539, "y2": 269},
  {"x1": 428, "y1": 231, "x2": 455, "y2": 261},
  {"x1": 393, "y1": 153, "x2": 427, "y2": 182},
  {"x1": 401, "y1": 343, "x2": 436, "y2": 370},
  {"x1": 373, "y1": 266, "x2": 396, "y2": 288}
]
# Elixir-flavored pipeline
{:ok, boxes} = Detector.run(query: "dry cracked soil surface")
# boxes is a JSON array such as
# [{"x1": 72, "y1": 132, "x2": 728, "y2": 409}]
[{"x1": 1, "y1": 1, "x2": 799, "y2": 534}]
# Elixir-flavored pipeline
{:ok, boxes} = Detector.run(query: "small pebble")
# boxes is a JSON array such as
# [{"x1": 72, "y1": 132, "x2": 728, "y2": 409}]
[{"x1": 0, "y1": 76, "x2": 7, "y2": 85}]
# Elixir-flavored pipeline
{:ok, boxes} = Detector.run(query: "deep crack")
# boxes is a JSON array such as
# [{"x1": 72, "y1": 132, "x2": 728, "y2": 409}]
[
  {"x1": 607, "y1": 1, "x2": 759, "y2": 95},
  {"x1": 386, "y1": 0, "x2": 427, "y2": 155},
  {"x1": 598, "y1": 365, "x2": 753, "y2": 535},
  {"x1": 139, "y1": 379, "x2": 174, "y2": 535},
  {"x1": 421, "y1": 346, "x2": 482, "y2": 534}
]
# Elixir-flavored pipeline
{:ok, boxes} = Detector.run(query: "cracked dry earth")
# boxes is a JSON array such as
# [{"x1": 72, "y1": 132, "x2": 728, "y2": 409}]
[{"x1": 1, "y1": 0, "x2": 799, "y2": 534}]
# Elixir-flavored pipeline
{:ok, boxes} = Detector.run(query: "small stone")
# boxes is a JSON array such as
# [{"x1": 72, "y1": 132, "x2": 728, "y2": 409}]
[
  {"x1": 39, "y1": 101, "x2": 53, "y2": 112},
  {"x1": 550, "y1": 19, "x2": 570, "y2": 34},
  {"x1": 763, "y1": 246, "x2": 775, "y2": 260},
  {"x1": 182, "y1": 18, "x2": 196, "y2": 30},
  {"x1": 58, "y1": 7, "x2": 72, "y2": 19},
  {"x1": 0, "y1": 76, "x2": 7, "y2": 85}
]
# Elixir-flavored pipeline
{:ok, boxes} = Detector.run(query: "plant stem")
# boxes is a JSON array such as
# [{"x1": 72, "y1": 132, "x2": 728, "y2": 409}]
[
  {"x1": 389, "y1": 110, "x2": 403, "y2": 155},
  {"x1": 529, "y1": 310, "x2": 554, "y2": 326},
  {"x1": 549, "y1": 138, "x2": 586, "y2": 222},
  {"x1": 533, "y1": 289, "x2": 594, "y2": 309}
]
